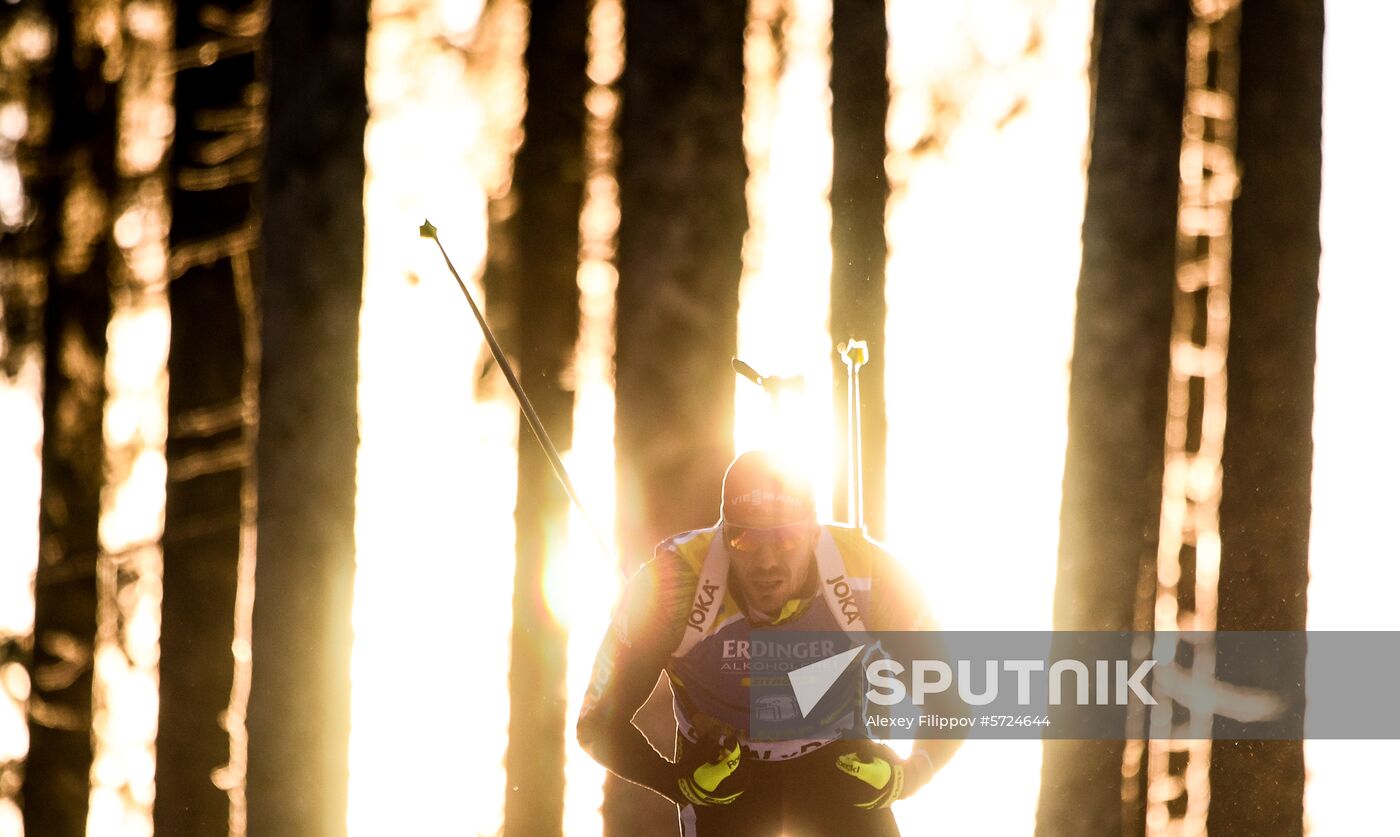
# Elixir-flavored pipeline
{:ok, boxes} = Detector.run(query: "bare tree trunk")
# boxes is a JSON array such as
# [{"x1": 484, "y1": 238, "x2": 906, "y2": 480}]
[
  {"x1": 22, "y1": 2, "x2": 119, "y2": 832},
  {"x1": 155, "y1": 2, "x2": 264, "y2": 832},
  {"x1": 1207, "y1": 2, "x2": 1323, "y2": 834},
  {"x1": 829, "y1": 0, "x2": 889, "y2": 539},
  {"x1": 615, "y1": 0, "x2": 747, "y2": 562},
  {"x1": 245, "y1": 0, "x2": 365, "y2": 834},
  {"x1": 1036, "y1": 1, "x2": 1189, "y2": 835},
  {"x1": 479, "y1": 10, "x2": 523, "y2": 386},
  {"x1": 612, "y1": 1, "x2": 747, "y2": 833},
  {"x1": 501, "y1": 1, "x2": 588, "y2": 835}
]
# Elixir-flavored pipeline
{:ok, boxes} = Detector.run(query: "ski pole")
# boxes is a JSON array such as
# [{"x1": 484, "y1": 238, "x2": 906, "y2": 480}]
[
  {"x1": 839, "y1": 339, "x2": 868, "y2": 531},
  {"x1": 732, "y1": 357, "x2": 804, "y2": 403},
  {"x1": 420, "y1": 219, "x2": 611, "y2": 556}
]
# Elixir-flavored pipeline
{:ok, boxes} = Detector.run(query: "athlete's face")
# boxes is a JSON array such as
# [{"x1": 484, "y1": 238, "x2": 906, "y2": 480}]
[{"x1": 724, "y1": 521, "x2": 817, "y2": 618}]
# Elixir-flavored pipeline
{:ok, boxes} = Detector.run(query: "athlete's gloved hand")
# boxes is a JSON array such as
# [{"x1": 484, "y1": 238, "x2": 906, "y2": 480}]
[
  {"x1": 671, "y1": 717, "x2": 750, "y2": 807},
  {"x1": 832, "y1": 744, "x2": 933, "y2": 809},
  {"x1": 674, "y1": 734, "x2": 747, "y2": 806}
]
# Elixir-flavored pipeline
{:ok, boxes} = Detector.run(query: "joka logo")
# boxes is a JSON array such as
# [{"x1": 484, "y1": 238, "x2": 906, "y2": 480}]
[
  {"x1": 824, "y1": 574, "x2": 862, "y2": 626},
  {"x1": 787, "y1": 644, "x2": 866, "y2": 717},
  {"x1": 686, "y1": 581, "x2": 720, "y2": 633}
]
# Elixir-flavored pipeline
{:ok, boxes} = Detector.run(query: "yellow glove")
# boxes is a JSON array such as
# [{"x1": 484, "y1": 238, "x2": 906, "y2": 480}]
[
  {"x1": 834, "y1": 749, "x2": 905, "y2": 810},
  {"x1": 676, "y1": 737, "x2": 746, "y2": 807}
]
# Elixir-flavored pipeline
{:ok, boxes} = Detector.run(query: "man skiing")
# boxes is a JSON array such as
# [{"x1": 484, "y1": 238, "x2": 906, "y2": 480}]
[{"x1": 578, "y1": 449, "x2": 960, "y2": 835}]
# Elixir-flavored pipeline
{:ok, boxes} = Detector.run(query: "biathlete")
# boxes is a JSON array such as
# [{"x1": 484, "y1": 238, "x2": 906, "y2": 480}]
[{"x1": 577, "y1": 450, "x2": 960, "y2": 835}]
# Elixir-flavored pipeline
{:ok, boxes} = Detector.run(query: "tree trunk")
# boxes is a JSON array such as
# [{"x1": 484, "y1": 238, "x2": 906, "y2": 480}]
[
  {"x1": 1207, "y1": 2, "x2": 1323, "y2": 834},
  {"x1": 615, "y1": 0, "x2": 748, "y2": 562},
  {"x1": 829, "y1": 0, "x2": 889, "y2": 539},
  {"x1": 612, "y1": 0, "x2": 747, "y2": 833},
  {"x1": 1036, "y1": 1, "x2": 1189, "y2": 835},
  {"x1": 245, "y1": 0, "x2": 365, "y2": 834},
  {"x1": 155, "y1": 2, "x2": 264, "y2": 832},
  {"x1": 22, "y1": 2, "x2": 119, "y2": 832},
  {"x1": 501, "y1": 1, "x2": 588, "y2": 835}
]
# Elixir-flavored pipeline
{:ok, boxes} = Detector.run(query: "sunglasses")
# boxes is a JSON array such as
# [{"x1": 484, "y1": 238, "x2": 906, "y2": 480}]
[{"x1": 724, "y1": 522, "x2": 812, "y2": 554}]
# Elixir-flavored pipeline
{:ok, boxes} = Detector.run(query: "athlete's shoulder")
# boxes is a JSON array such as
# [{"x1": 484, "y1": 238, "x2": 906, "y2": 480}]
[
  {"x1": 656, "y1": 526, "x2": 720, "y2": 566},
  {"x1": 824, "y1": 526, "x2": 936, "y2": 631},
  {"x1": 822, "y1": 523, "x2": 896, "y2": 579},
  {"x1": 615, "y1": 529, "x2": 710, "y2": 650}
]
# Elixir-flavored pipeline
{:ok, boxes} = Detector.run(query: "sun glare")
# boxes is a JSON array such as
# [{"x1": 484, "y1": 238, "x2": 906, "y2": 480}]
[
  {"x1": 557, "y1": 0, "x2": 625, "y2": 834},
  {"x1": 884, "y1": 0, "x2": 1091, "y2": 833},
  {"x1": 352, "y1": 1, "x2": 526, "y2": 834},
  {"x1": 1303, "y1": 3, "x2": 1400, "y2": 832},
  {"x1": 0, "y1": 335, "x2": 42, "y2": 837},
  {"x1": 83, "y1": 3, "x2": 175, "y2": 833},
  {"x1": 733, "y1": 0, "x2": 837, "y2": 509}
]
